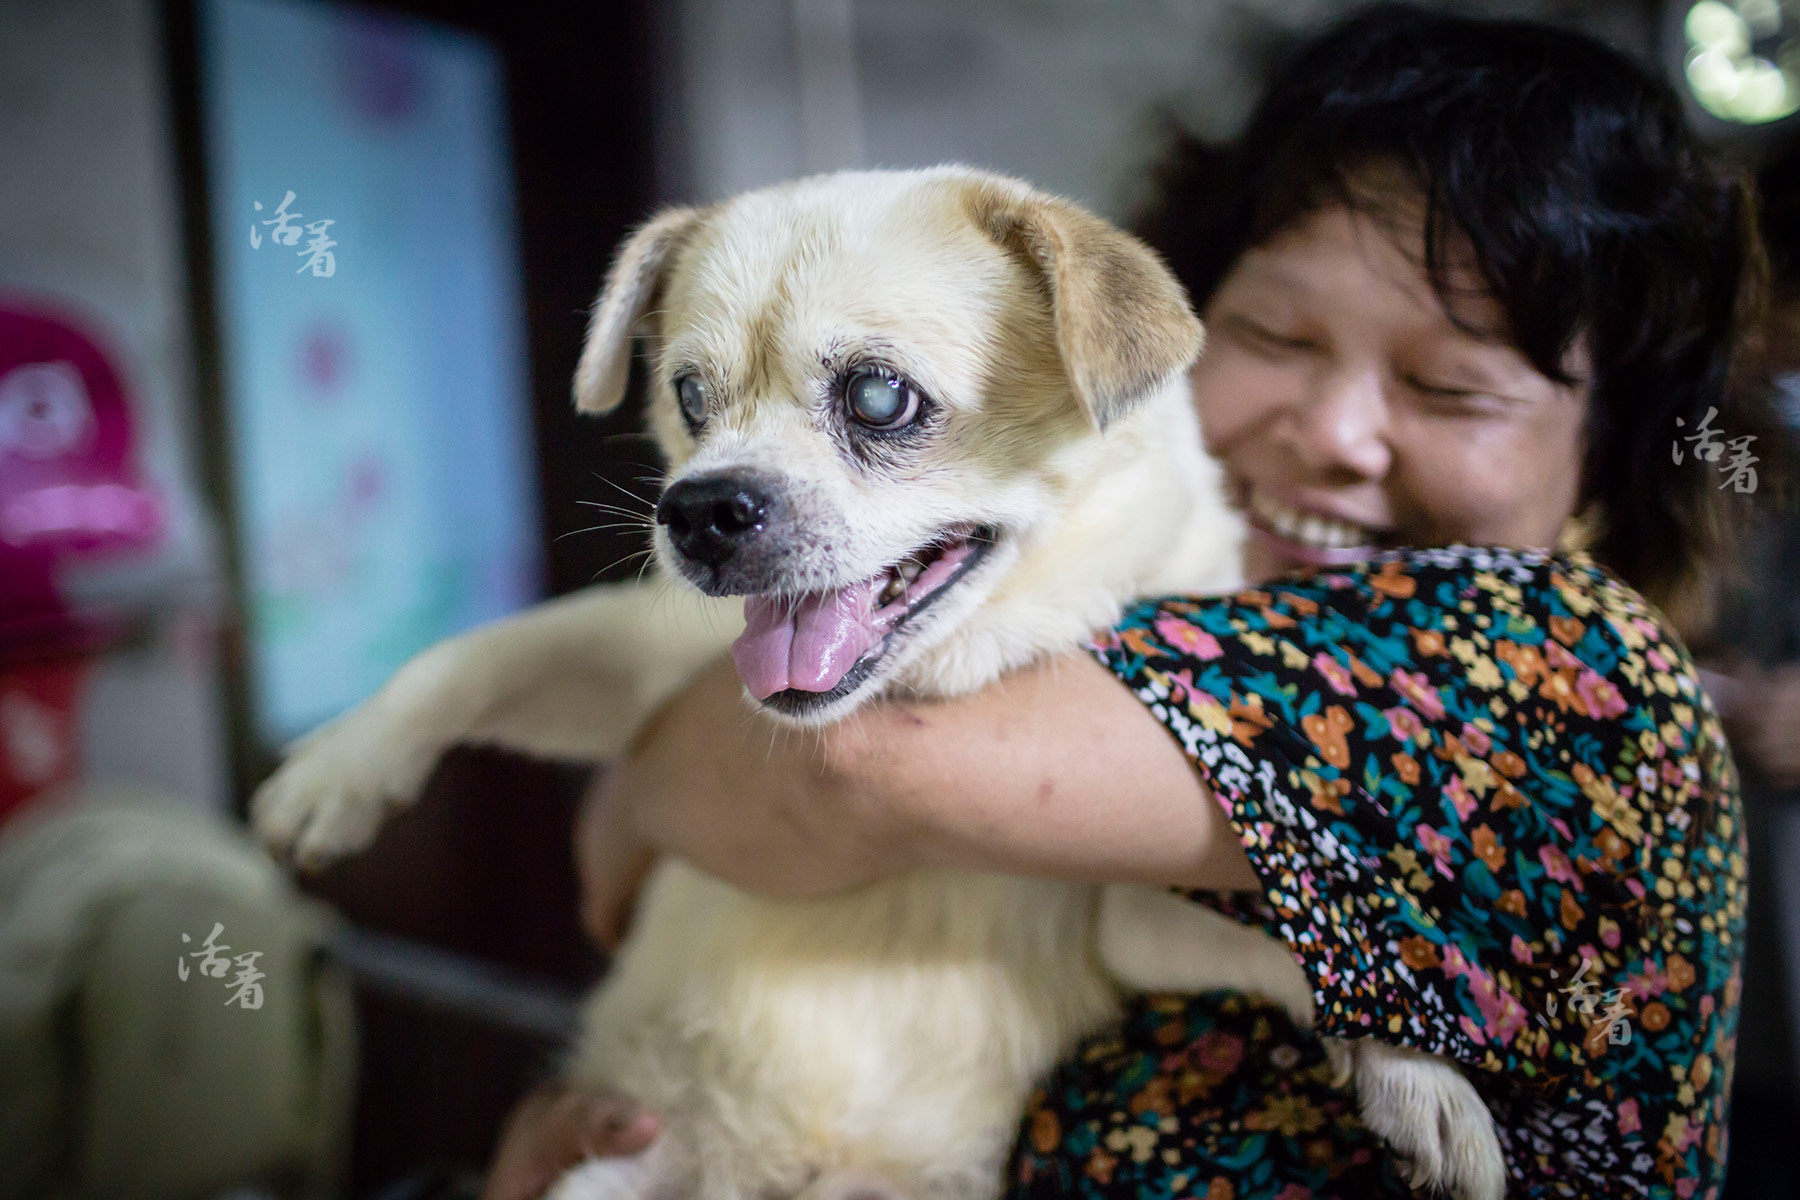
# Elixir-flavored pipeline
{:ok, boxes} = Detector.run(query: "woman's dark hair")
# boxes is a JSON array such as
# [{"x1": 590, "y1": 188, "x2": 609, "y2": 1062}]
[{"x1": 1135, "y1": 2, "x2": 1778, "y2": 628}]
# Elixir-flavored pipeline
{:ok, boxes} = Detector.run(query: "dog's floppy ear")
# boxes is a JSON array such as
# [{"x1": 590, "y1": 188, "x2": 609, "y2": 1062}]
[
  {"x1": 573, "y1": 206, "x2": 707, "y2": 415},
  {"x1": 966, "y1": 183, "x2": 1202, "y2": 431}
]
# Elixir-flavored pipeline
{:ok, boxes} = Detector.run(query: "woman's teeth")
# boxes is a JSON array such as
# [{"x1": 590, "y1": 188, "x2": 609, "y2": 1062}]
[{"x1": 1249, "y1": 491, "x2": 1375, "y2": 549}]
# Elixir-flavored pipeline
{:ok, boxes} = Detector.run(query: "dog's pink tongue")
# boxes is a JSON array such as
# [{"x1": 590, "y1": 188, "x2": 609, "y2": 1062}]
[{"x1": 733, "y1": 579, "x2": 883, "y2": 699}]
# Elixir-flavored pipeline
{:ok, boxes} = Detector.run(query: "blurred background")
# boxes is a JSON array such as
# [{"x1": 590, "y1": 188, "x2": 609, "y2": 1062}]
[{"x1": 0, "y1": 0, "x2": 1796, "y2": 1197}]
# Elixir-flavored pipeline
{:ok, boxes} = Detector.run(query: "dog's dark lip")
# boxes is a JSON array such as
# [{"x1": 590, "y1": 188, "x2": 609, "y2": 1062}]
[{"x1": 759, "y1": 525, "x2": 998, "y2": 718}]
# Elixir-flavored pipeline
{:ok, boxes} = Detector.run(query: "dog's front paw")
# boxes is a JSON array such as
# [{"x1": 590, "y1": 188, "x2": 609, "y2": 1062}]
[
  {"x1": 250, "y1": 701, "x2": 445, "y2": 870},
  {"x1": 1332, "y1": 1037, "x2": 1507, "y2": 1200}
]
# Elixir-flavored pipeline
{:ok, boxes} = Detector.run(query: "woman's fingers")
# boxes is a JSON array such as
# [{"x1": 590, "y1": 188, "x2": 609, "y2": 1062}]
[
  {"x1": 563, "y1": 1089, "x2": 662, "y2": 1157},
  {"x1": 482, "y1": 1084, "x2": 662, "y2": 1200}
]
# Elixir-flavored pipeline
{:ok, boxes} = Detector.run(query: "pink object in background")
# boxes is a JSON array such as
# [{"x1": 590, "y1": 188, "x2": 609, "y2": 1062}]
[
  {"x1": 0, "y1": 657, "x2": 87, "y2": 831},
  {"x1": 299, "y1": 320, "x2": 351, "y2": 399},
  {"x1": 0, "y1": 302, "x2": 167, "y2": 651}
]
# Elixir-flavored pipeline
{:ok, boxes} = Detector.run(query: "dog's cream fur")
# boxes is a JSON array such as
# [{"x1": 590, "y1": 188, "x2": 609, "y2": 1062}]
[{"x1": 253, "y1": 167, "x2": 1505, "y2": 1200}]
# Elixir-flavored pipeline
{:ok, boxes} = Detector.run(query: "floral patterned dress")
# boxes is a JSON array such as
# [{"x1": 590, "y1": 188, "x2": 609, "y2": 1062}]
[{"x1": 1003, "y1": 546, "x2": 1746, "y2": 1199}]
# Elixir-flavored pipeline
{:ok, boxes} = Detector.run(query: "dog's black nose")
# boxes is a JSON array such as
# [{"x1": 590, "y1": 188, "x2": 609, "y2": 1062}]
[{"x1": 656, "y1": 474, "x2": 774, "y2": 566}]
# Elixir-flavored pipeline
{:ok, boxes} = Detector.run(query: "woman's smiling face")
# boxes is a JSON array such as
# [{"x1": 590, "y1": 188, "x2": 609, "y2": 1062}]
[{"x1": 1191, "y1": 200, "x2": 1591, "y2": 584}]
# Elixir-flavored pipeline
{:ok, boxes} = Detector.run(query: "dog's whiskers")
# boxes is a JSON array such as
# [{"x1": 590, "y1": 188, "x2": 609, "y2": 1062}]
[
  {"x1": 582, "y1": 476, "x2": 660, "y2": 514},
  {"x1": 558, "y1": 520, "x2": 655, "y2": 543},
  {"x1": 599, "y1": 473, "x2": 660, "y2": 502},
  {"x1": 636, "y1": 552, "x2": 669, "y2": 588},
  {"x1": 574, "y1": 501, "x2": 657, "y2": 525},
  {"x1": 589, "y1": 547, "x2": 657, "y2": 583},
  {"x1": 644, "y1": 574, "x2": 686, "y2": 616}
]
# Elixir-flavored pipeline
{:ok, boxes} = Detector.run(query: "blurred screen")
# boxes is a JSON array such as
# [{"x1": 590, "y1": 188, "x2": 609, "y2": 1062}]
[{"x1": 200, "y1": 0, "x2": 542, "y2": 747}]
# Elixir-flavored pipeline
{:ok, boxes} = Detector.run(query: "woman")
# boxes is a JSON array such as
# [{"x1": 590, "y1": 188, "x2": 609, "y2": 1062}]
[{"x1": 485, "y1": 6, "x2": 1768, "y2": 1198}]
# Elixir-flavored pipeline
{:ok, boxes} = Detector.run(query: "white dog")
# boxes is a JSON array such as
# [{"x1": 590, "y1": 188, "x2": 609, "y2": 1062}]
[{"x1": 253, "y1": 166, "x2": 1505, "y2": 1200}]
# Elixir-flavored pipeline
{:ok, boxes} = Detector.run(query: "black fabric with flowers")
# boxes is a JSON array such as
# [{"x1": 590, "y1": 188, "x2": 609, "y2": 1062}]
[{"x1": 1004, "y1": 546, "x2": 1746, "y2": 1199}]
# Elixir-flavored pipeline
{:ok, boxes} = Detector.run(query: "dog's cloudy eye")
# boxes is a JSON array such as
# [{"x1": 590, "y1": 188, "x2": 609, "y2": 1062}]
[
  {"x1": 675, "y1": 374, "x2": 709, "y2": 428},
  {"x1": 846, "y1": 370, "x2": 921, "y2": 430}
]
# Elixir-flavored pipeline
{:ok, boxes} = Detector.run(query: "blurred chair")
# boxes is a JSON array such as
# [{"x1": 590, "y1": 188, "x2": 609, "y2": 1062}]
[{"x1": 0, "y1": 782, "x2": 356, "y2": 1200}]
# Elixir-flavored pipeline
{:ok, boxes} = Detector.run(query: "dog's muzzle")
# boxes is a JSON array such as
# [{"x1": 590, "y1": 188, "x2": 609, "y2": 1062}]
[{"x1": 656, "y1": 472, "x2": 779, "y2": 570}]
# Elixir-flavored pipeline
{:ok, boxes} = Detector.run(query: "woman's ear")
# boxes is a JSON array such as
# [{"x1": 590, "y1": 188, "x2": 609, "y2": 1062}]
[
  {"x1": 963, "y1": 182, "x2": 1203, "y2": 431},
  {"x1": 573, "y1": 206, "x2": 708, "y2": 415}
]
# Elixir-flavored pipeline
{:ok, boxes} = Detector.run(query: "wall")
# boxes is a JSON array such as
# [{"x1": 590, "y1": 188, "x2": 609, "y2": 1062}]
[
  {"x1": 0, "y1": 0, "x2": 231, "y2": 815},
  {"x1": 660, "y1": 0, "x2": 1655, "y2": 218}
]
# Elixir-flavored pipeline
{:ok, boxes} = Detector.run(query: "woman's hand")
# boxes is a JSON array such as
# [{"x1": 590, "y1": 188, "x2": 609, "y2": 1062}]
[
  {"x1": 574, "y1": 766, "x2": 661, "y2": 951},
  {"x1": 576, "y1": 649, "x2": 1259, "y2": 944},
  {"x1": 575, "y1": 657, "x2": 923, "y2": 945},
  {"x1": 480, "y1": 1083, "x2": 660, "y2": 1200}
]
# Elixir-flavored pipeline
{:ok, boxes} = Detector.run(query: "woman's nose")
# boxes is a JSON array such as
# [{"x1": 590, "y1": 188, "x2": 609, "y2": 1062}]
[{"x1": 1285, "y1": 365, "x2": 1391, "y2": 482}]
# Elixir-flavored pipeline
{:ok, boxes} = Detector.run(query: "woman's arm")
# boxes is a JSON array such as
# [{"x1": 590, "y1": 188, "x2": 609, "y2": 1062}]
[{"x1": 577, "y1": 651, "x2": 1259, "y2": 944}]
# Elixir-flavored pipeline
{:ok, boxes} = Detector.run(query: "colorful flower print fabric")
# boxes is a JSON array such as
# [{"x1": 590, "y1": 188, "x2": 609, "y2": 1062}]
[{"x1": 1006, "y1": 546, "x2": 1745, "y2": 1199}]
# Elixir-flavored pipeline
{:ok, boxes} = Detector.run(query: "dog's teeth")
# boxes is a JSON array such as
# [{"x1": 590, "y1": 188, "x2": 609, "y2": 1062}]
[
  {"x1": 898, "y1": 561, "x2": 923, "y2": 582},
  {"x1": 880, "y1": 578, "x2": 906, "y2": 605}
]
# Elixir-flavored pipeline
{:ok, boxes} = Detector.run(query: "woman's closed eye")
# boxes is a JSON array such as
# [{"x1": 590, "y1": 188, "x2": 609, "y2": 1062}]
[
  {"x1": 1402, "y1": 374, "x2": 1513, "y2": 414},
  {"x1": 1221, "y1": 314, "x2": 1319, "y2": 355}
]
